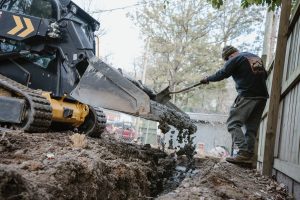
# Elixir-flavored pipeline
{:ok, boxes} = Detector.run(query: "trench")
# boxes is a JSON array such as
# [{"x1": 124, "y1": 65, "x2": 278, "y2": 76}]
[{"x1": 0, "y1": 129, "x2": 200, "y2": 200}]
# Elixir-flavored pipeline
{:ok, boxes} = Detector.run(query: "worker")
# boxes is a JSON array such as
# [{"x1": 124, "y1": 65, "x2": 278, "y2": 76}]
[{"x1": 200, "y1": 46, "x2": 269, "y2": 165}]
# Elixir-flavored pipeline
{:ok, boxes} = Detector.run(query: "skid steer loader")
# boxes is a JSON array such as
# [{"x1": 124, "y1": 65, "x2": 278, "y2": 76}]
[{"x1": 0, "y1": 0, "x2": 196, "y2": 137}]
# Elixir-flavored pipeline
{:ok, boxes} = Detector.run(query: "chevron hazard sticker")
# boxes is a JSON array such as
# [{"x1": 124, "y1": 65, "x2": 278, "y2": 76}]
[{"x1": 7, "y1": 15, "x2": 34, "y2": 38}]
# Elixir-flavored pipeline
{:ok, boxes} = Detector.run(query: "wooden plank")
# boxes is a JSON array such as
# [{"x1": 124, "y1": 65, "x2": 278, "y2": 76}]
[
  {"x1": 281, "y1": 66, "x2": 300, "y2": 97},
  {"x1": 288, "y1": 0, "x2": 300, "y2": 36},
  {"x1": 262, "y1": 0, "x2": 292, "y2": 176},
  {"x1": 258, "y1": 121, "x2": 263, "y2": 160},
  {"x1": 292, "y1": 84, "x2": 300, "y2": 164},
  {"x1": 288, "y1": 88, "x2": 296, "y2": 162},
  {"x1": 288, "y1": 32, "x2": 295, "y2": 79},
  {"x1": 274, "y1": 159, "x2": 300, "y2": 183},
  {"x1": 296, "y1": 84, "x2": 300, "y2": 165},
  {"x1": 280, "y1": 94, "x2": 289, "y2": 160},
  {"x1": 285, "y1": 90, "x2": 293, "y2": 161},
  {"x1": 262, "y1": 98, "x2": 270, "y2": 117},
  {"x1": 274, "y1": 101, "x2": 283, "y2": 158},
  {"x1": 282, "y1": 37, "x2": 292, "y2": 85},
  {"x1": 257, "y1": 123, "x2": 263, "y2": 161},
  {"x1": 280, "y1": 94, "x2": 291, "y2": 160},
  {"x1": 294, "y1": 21, "x2": 300, "y2": 71},
  {"x1": 257, "y1": 119, "x2": 265, "y2": 160},
  {"x1": 292, "y1": 27, "x2": 298, "y2": 74},
  {"x1": 262, "y1": 69, "x2": 273, "y2": 117},
  {"x1": 260, "y1": 118, "x2": 266, "y2": 159},
  {"x1": 298, "y1": 86, "x2": 300, "y2": 165},
  {"x1": 286, "y1": 91, "x2": 294, "y2": 161},
  {"x1": 258, "y1": 118, "x2": 267, "y2": 162},
  {"x1": 292, "y1": 21, "x2": 300, "y2": 72}
]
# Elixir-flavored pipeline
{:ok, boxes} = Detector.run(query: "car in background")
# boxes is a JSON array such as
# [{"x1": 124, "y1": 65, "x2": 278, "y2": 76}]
[{"x1": 106, "y1": 121, "x2": 137, "y2": 142}]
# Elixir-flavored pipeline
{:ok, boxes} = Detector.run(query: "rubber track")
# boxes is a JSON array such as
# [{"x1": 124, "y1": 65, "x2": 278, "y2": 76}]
[
  {"x1": 85, "y1": 107, "x2": 107, "y2": 138},
  {"x1": 0, "y1": 74, "x2": 52, "y2": 132}
]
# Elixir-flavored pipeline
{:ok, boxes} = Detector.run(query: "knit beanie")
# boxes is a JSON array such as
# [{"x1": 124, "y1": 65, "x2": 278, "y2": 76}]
[{"x1": 222, "y1": 46, "x2": 238, "y2": 61}]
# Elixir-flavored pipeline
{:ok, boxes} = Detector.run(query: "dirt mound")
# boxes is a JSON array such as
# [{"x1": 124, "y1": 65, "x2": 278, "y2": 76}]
[
  {"x1": 1, "y1": 131, "x2": 291, "y2": 200},
  {"x1": 0, "y1": 131, "x2": 175, "y2": 200},
  {"x1": 157, "y1": 157, "x2": 291, "y2": 200}
]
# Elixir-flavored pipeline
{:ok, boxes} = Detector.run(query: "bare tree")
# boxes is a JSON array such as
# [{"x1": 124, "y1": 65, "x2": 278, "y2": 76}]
[{"x1": 130, "y1": 0, "x2": 263, "y2": 113}]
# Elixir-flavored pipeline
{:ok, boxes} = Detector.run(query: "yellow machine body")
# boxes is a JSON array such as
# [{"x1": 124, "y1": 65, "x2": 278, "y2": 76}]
[{"x1": 42, "y1": 93, "x2": 89, "y2": 127}]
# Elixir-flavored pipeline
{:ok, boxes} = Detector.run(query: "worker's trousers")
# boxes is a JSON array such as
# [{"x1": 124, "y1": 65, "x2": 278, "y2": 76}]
[{"x1": 227, "y1": 96, "x2": 267, "y2": 154}]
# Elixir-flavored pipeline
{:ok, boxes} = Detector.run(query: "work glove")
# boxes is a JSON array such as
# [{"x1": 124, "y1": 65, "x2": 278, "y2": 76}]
[{"x1": 200, "y1": 77, "x2": 209, "y2": 84}]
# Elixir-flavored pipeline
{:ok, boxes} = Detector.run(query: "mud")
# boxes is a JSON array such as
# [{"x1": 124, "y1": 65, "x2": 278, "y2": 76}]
[
  {"x1": 0, "y1": 131, "x2": 176, "y2": 200},
  {"x1": 149, "y1": 100, "x2": 198, "y2": 172},
  {"x1": 146, "y1": 101, "x2": 197, "y2": 135}
]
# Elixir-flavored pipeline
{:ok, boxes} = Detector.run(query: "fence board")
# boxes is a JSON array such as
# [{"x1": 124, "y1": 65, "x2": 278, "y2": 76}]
[
  {"x1": 274, "y1": 101, "x2": 283, "y2": 158},
  {"x1": 292, "y1": 20, "x2": 299, "y2": 73},
  {"x1": 274, "y1": 159, "x2": 300, "y2": 183},
  {"x1": 294, "y1": 21, "x2": 300, "y2": 72},
  {"x1": 283, "y1": 37, "x2": 292, "y2": 83},
  {"x1": 279, "y1": 92, "x2": 290, "y2": 161},
  {"x1": 282, "y1": 66, "x2": 300, "y2": 96},
  {"x1": 288, "y1": 88, "x2": 296, "y2": 162},
  {"x1": 258, "y1": 117, "x2": 267, "y2": 162},
  {"x1": 289, "y1": 31, "x2": 296, "y2": 77},
  {"x1": 292, "y1": 84, "x2": 300, "y2": 164},
  {"x1": 285, "y1": 92, "x2": 293, "y2": 161}
]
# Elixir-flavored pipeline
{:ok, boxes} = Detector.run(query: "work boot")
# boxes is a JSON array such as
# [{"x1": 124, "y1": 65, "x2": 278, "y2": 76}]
[{"x1": 226, "y1": 151, "x2": 253, "y2": 165}]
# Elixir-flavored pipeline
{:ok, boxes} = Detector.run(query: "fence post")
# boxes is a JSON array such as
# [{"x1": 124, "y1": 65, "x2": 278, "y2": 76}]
[{"x1": 262, "y1": 0, "x2": 292, "y2": 176}]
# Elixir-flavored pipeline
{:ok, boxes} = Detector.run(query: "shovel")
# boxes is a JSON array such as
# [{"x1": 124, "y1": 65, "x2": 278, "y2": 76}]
[{"x1": 155, "y1": 82, "x2": 204, "y2": 104}]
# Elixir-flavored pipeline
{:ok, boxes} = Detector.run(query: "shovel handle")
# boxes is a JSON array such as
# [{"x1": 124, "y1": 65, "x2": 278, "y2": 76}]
[{"x1": 169, "y1": 82, "x2": 203, "y2": 94}]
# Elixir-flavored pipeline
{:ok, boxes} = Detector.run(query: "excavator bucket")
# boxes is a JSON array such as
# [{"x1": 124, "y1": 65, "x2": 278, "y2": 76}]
[{"x1": 70, "y1": 57, "x2": 150, "y2": 115}]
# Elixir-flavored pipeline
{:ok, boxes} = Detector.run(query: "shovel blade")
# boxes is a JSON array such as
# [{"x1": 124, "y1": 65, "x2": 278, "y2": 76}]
[{"x1": 155, "y1": 86, "x2": 172, "y2": 104}]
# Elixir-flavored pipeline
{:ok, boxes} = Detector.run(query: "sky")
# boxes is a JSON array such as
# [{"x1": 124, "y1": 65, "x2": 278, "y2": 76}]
[{"x1": 73, "y1": 0, "x2": 143, "y2": 72}]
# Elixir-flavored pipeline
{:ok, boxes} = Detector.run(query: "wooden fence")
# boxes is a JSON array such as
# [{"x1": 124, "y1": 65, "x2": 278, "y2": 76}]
[{"x1": 258, "y1": 0, "x2": 300, "y2": 191}]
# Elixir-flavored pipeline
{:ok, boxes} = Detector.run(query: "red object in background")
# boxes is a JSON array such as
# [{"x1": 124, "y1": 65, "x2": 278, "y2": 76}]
[
  {"x1": 121, "y1": 128, "x2": 136, "y2": 139},
  {"x1": 106, "y1": 121, "x2": 136, "y2": 141}
]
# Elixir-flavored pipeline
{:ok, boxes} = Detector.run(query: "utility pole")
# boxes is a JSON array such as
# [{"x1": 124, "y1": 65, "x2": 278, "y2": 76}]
[
  {"x1": 136, "y1": 38, "x2": 150, "y2": 143},
  {"x1": 142, "y1": 38, "x2": 150, "y2": 84},
  {"x1": 95, "y1": 35, "x2": 100, "y2": 58},
  {"x1": 262, "y1": 9, "x2": 280, "y2": 68}
]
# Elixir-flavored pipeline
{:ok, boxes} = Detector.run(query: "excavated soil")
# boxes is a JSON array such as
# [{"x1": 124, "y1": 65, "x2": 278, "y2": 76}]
[
  {"x1": 0, "y1": 131, "x2": 175, "y2": 200},
  {"x1": 0, "y1": 131, "x2": 291, "y2": 200},
  {"x1": 157, "y1": 157, "x2": 291, "y2": 200}
]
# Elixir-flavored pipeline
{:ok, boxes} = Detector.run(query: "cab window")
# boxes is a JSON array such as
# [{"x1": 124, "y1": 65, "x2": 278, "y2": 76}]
[
  {"x1": 1, "y1": 0, "x2": 55, "y2": 19},
  {"x1": 24, "y1": 53, "x2": 56, "y2": 69}
]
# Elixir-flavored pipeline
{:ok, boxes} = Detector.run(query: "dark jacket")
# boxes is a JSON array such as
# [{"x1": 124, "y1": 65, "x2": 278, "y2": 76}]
[{"x1": 207, "y1": 52, "x2": 269, "y2": 98}]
